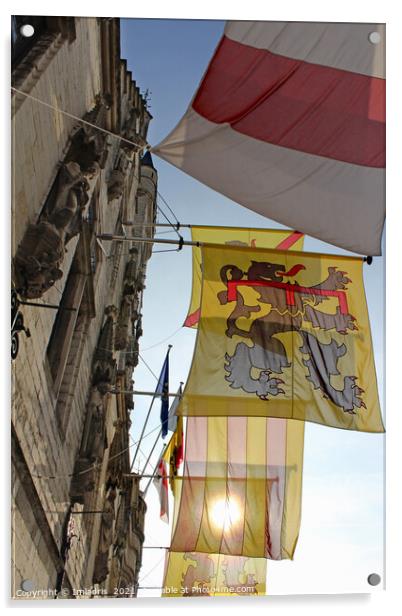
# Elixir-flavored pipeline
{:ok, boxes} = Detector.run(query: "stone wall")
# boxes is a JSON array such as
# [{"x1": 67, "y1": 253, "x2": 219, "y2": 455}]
[{"x1": 11, "y1": 16, "x2": 154, "y2": 599}]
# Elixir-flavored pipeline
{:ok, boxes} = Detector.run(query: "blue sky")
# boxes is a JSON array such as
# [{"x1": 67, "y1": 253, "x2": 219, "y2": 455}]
[{"x1": 120, "y1": 18, "x2": 384, "y2": 597}]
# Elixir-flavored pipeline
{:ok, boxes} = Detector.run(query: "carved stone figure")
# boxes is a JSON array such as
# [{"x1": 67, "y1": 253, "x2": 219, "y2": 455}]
[
  {"x1": 121, "y1": 107, "x2": 146, "y2": 154},
  {"x1": 50, "y1": 161, "x2": 90, "y2": 241},
  {"x1": 13, "y1": 90, "x2": 113, "y2": 299},
  {"x1": 93, "y1": 486, "x2": 117, "y2": 584},
  {"x1": 81, "y1": 385, "x2": 108, "y2": 463},
  {"x1": 115, "y1": 249, "x2": 140, "y2": 350},
  {"x1": 112, "y1": 494, "x2": 128, "y2": 563},
  {"x1": 67, "y1": 125, "x2": 109, "y2": 177},
  {"x1": 124, "y1": 365, "x2": 134, "y2": 411},
  {"x1": 122, "y1": 248, "x2": 138, "y2": 296},
  {"x1": 92, "y1": 306, "x2": 118, "y2": 386},
  {"x1": 69, "y1": 458, "x2": 97, "y2": 503},
  {"x1": 107, "y1": 169, "x2": 125, "y2": 202},
  {"x1": 114, "y1": 295, "x2": 134, "y2": 351},
  {"x1": 14, "y1": 161, "x2": 90, "y2": 298},
  {"x1": 113, "y1": 533, "x2": 126, "y2": 562},
  {"x1": 126, "y1": 336, "x2": 139, "y2": 368},
  {"x1": 67, "y1": 93, "x2": 111, "y2": 175},
  {"x1": 135, "y1": 315, "x2": 143, "y2": 340}
]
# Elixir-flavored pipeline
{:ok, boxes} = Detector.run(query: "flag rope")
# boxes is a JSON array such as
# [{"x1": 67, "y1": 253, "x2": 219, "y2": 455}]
[
  {"x1": 140, "y1": 428, "x2": 163, "y2": 476},
  {"x1": 28, "y1": 422, "x2": 164, "y2": 481},
  {"x1": 11, "y1": 86, "x2": 149, "y2": 151},
  {"x1": 10, "y1": 87, "x2": 374, "y2": 262},
  {"x1": 139, "y1": 352, "x2": 160, "y2": 381},
  {"x1": 11, "y1": 86, "x2": 184, "y2": 241}
]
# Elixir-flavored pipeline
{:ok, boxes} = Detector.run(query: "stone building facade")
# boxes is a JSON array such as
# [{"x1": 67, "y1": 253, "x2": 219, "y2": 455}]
[{"x1": 11, "y1": 16, "x2": 156, "y2": 599}]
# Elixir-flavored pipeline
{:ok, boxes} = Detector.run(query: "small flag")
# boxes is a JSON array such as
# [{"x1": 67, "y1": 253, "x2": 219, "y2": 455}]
[
  {"x1": 153, "y1": 457, "x2": 169, "y2": 523},
  {"x1": 156, "y1": 347, "x2": 171, "y2": 438},
  {"x1": 167, "y1": 384, "x2": 183, "y2": 433},
  {"x1": 169, "y1": 416, "x2": 304, "y2": 559},
  {"x1": 163, "y1": 415, "x2": 184, "y2": 497}
]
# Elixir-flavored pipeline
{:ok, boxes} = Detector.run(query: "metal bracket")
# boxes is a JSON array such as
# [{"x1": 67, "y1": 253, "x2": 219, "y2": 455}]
[{"x1": 11, "y1": 289, "x2": 31, "y2": 360}]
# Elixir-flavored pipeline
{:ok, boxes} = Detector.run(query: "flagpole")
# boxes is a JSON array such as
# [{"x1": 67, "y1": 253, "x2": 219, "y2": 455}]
[
  {"x1": 129, "y1": 394, "x2": 158, "y2": 472},
  {"x1": 97, "y1": 233, "x2": 371, "y2": 262},
  {"x1": 129, "y1": 345, "x2": 172, "y2": 472},
  {"x1": 139, "y1": 427, "x2": 162, "y2": 476},
  {"x1": 143, "y1": 444, "x2": 167, "y2": 496},
  {"x1": 141, "y1": 426, "x2": 178, "y2": 478},
  {"x1": 111, "y1": 389, "x2": 180, "y2": 397}
]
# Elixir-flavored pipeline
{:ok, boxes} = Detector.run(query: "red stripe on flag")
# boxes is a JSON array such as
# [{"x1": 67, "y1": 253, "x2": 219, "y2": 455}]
[
  {"x1": 193, "y1": 36, "x2": 385, "y2": 168},
  {"x1": 183, "y1": 307, "x2": 201, "y2": 328},
  {"x1": 159, "y1": 460, "x2": 169, "y2": 489},
  {"x1": 275, "y1": 231, "x2": 304, "y2": 250},
  {"x1": 227, "y1": 279, "x2": 349, "y2": 314}
]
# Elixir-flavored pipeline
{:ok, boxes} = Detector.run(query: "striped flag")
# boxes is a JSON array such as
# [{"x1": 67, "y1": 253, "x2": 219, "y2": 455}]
[
  {"x1": 154, "y1": 21, "x2": 385, "y2": 256},
  {"x1": 169, "y1": 416, "x2": 304, "y2": 559}
]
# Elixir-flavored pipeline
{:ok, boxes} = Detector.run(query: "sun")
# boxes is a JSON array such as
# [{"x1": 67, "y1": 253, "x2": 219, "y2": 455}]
[{"x1": 211, "y1": 498, "x2": 241, "y2": 530}]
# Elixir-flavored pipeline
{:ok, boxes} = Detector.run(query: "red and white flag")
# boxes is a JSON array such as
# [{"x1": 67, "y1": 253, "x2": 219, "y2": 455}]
[
  {"x1": 153, "y1": 22, "x2": 385, "y2": 256},
  {"x1": 153, "y1": 458, "x2": 169, "y2": 523}
]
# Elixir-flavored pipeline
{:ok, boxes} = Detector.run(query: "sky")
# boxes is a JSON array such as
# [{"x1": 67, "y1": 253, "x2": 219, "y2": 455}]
[{"x1": 120, "y1": 18, "x2": 385, "y2": 598}]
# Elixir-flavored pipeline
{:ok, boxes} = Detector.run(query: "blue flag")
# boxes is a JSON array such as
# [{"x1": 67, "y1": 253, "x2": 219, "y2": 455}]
[{"x1": 156, "y1": 349, "x2": 170, "y2": 438}]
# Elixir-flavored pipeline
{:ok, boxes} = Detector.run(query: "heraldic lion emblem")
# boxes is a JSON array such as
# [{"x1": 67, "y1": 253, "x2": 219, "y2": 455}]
[
  {"x1": 181, "y1": 553, "x2": 259, "y2": 596},
  {"x1": 218, "y1": 260, "x2": 366, "y2": 414}
]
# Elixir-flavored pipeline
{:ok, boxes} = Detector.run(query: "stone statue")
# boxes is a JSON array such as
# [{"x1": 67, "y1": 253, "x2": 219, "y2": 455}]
[
  {"x1": 121, "y1": 107, "x2": 147, "y2": 154},
  {"x1": 50, "y1": 161, "x2": 90, "y2": 242},
  {"x1": 107, "y1": 169, "x2": 125, "y2": 202},
  {"x1": 66, "y1": 126, "x2": 109, "y2": 178},
  {"x1": 98, "y1": 486, "x2": 117, "y2": 553},
  {"x1": 93, "y1": 486, "x2": 117, "y2": 584},
  {"x1": 92, "y1": 306, "x2": 118, "y2": 387},
  {"x1": 13, "y1": 92, "x2": 114, "y2": 299},
  {"x1": 81, "y1": 385, "x2": 108, "y2": 463},
  {"x1": 14, "y1": 161, "x2": 90, "y2": 298},
  {"x1": 114, "y1": 294, "x2": 134, "y2": 350}
]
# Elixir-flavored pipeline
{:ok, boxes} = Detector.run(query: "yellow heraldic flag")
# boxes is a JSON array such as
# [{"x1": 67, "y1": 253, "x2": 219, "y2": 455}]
[
  {"x1": 184, "y1": 226, "x2": 304, "y2": 327},
  {"x1": 178, "y1": 245, "x2": 384, "y2": 433},
  {"x1": 169, "y1": 416, "x2": 304, "y2": 559},
  {"x1": 162, "y1": 551, "x2": 267, "y2": 597}
]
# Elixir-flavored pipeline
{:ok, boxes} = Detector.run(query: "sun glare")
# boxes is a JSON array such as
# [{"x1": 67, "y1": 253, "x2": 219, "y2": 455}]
[{"x1": 211, "y1": 498, "x2": 241, "y2": 530}]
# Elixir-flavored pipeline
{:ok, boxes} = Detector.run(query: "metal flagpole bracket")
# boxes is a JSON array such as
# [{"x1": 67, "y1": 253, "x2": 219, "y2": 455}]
[
  {"x1": 11, "y1": 289, "x2": 31, "y2": 360},
  {"x1": 97, "y1": 233, "x2": 368, "y2": 262},
  {"x1": 110, "y1": 389, "x2": 181, "y2": 397}
]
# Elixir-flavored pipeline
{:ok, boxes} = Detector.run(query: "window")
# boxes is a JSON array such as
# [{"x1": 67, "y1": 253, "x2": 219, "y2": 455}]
[{"x1": 46, "y1": 257, "x2": 86, "y2": 397}]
